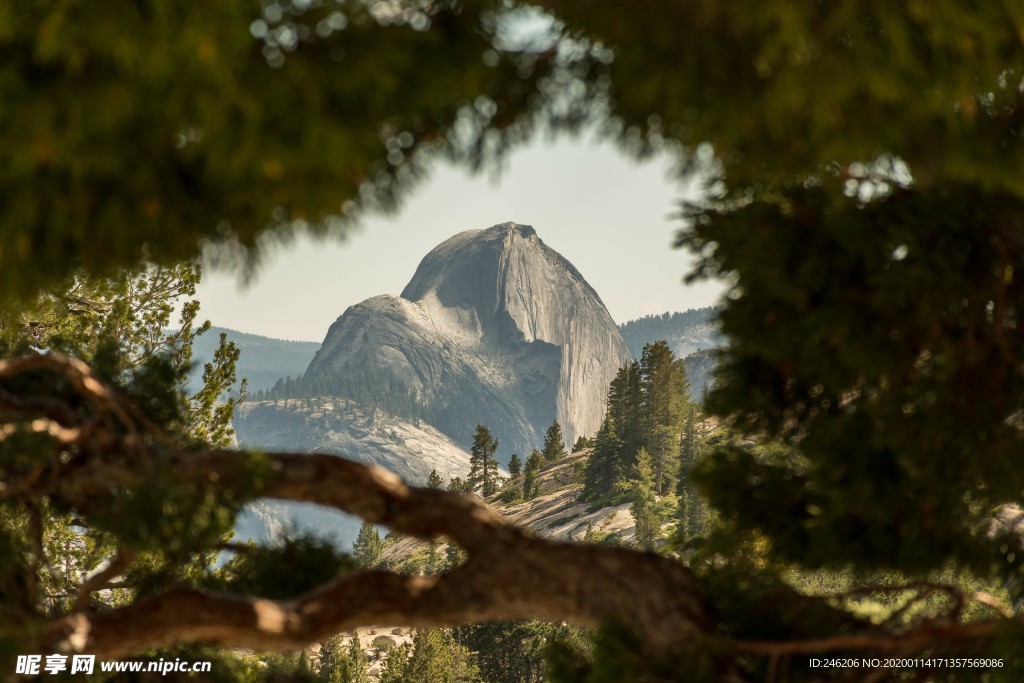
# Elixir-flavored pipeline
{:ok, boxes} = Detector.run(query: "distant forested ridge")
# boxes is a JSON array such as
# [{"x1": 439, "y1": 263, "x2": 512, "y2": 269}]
[
  {"x1": 618, "y1": 307, "x2": 722, "y2": 360},
  {"x1": 189, "y1": 326, "x2": 320, "y2": 392},
  {"x1": 254, "y1": 367, "x2": 432, "y2": 427}
]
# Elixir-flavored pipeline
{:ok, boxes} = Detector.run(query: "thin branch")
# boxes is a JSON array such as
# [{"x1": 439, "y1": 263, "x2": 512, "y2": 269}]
[
  {"x1": 76, "y1": 548, "x2": 135, "y2": 611},
  {"x1": 970, "y1": 591, "x2": 1013, "y2": 618}
]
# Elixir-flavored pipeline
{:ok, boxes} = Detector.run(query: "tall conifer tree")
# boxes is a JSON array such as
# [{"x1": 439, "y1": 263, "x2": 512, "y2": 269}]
[
  {"x1": 582, "y1": 416, "x2": 621, "y2": 501},
  {"x1": 468, "y1": 424, "x2": 500, "y2": 497},
  {"x1": 507, "y1": 454, "x2": 522, "y2": 480},
  {"x1": 640, "y1": 341, "x2": 690, "y2": 495},
  {"x1": 627, "y1": 449, "x2": 662, "y2": 552},
  {"x1": 607, "y1": 362, "x2": 644, "y2": 467},
  {"x1": 352, "y1": 522, "x2": 384, "y2": 570},
  {"x1": 541, "y1": 420, "x2": 567, "y2": 462}
]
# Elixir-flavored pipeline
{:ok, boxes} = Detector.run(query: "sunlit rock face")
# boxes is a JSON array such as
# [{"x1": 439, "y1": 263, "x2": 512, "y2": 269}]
[{"x1": 306, "y1": 222, "x2": 632, "y2": 461}]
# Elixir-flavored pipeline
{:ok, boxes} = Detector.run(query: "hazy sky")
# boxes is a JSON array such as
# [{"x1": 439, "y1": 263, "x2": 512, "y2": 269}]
[{"x1": 196, "y1": 130, "x2": 725, "y2": 343}]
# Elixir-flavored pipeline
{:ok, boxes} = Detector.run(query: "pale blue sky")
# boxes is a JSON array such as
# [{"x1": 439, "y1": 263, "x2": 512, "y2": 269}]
[{"x1": 196, "y1": 130, "x2": 725, "y2": 342}]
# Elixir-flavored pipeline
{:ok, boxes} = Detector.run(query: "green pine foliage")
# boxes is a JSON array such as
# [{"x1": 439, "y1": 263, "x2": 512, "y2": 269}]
[
  {"x1": 379, "y1": 642, "x2": 412, "y2": 683},
  {"x1": 209, "y1": 537, "x2": 355, "y2": 600},
  {"x1": 606, "y1": 361, "x2": 644, "y2": 469},
  {"x1": 468, "y1": 424, "x2": 501, "y2": 497},
  {"x1": 541, "y1": 420, "x2": 567, "y2": 462},
  {"x1": 571, "y1": 435, "x2": 592, "y2": 453},
  {"x1": 581, "y1": 417, "x2": 620, "y2": 503},
  {"x1": 0, "y1": 265, "x2": 263, "y2": 621},
  {"x1": 624, "y1": 449, "x2": 663, "y2": 553},
  {"x1": 317, "y1": 635, "x2": 372, "y2": 683},
  {"x1": 454, "y1": 620, "x2": 586, "y2": 683},
  {"x1": 447, "y1": 477, "x2": 473, "y2": 495},
  {"x1": 583, "y1": 342, "x2": 693, "y2": 501},
  {"x1": 187, "y1": 326, "x2": 319, "y2": 394},
  {"x1": 405, "y1": 629, "x2": 480, "y2": 683},
  {"x1": 426, "y1": 469, "x2": 444, "y2": 490},
  {"x1": 508, "y1": 454, "x2": 522, "y2": 480},
  {"x1": 675, "y1": 405, "x2": 708, "y2": 542},
  {"x1": 352, "y1": 522, "x2": 385, "y2": 570},
  {"x1": 523, "y1": 450, "x2": 544, "y2": 501},
  {"x1": 639, "y1": 341, "x2": 689, "y2": 494},
  {"x1": 342, "y1": 636, "x2": 372, "y2": 683},
  {"x1": 260, "y1": 367, "x2": 431, "y2": 427}
]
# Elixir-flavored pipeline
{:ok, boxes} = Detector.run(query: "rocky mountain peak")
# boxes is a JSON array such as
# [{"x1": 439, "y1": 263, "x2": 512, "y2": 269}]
[{"x1": 305, "y1": 223, "x2": 631, "y2": 461}]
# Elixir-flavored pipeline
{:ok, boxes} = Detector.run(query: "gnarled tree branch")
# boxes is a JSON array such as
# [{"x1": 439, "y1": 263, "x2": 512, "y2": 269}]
[{"x1": 36, "y1": 450, "x2": 714, "y2": 659}]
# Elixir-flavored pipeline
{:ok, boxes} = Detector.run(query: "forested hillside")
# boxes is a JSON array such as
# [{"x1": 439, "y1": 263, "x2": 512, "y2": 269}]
[{"x1": 618, "y1": 307, "x2": 722, "y2": 360}]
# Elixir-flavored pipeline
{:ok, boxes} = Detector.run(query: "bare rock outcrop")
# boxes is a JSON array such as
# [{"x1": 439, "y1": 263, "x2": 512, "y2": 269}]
[{"x1": 305, "y1": 222, "x2": 632, "y2": 461}]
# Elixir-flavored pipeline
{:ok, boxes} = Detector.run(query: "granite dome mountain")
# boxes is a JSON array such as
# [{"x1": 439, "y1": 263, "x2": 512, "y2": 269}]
[{"x1": 302, "y1": 222, "x2": 632, "y2": 462}]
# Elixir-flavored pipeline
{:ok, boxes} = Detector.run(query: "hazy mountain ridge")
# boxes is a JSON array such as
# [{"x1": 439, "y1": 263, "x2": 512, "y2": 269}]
[
  {"x1": 234, "y1": 398, "x2": 472, "y2": 484},
  {"x1": 619, "y1": 308, "x2": 723, "y2": 401},
  {"x1": 618, "y1": 307, "x2": 723, "y2": 360},
  {"x1": 190, "y1": 325, "x2": 320, "y2": 392}
]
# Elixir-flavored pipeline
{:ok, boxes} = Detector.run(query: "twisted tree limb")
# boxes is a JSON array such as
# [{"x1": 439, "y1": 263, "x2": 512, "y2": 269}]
[{"x1": 37, "y1": 450, "x2": 714, "y2": 658}]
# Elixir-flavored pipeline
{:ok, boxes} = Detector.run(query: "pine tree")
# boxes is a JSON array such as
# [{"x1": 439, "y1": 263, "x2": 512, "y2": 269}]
[
  {"x1": 541, "y1": 420, "x2": 567, "y2": 462},
  {"x1": 507, "y1": 454, "x2": 522, "y2": 480},
  {"x1": 522, "y1": 466, "x2": 537, "y2": 502},
  {"x1": 581, "y1": 416, "x2": 621, "y2": 501},
  {"x1": 352, "y1": 522, "x2": 384, "y2": 570},
  {"x1": 426, "y1": 469, "x2": 444, "y2": 490},
  {"x1": 467, "y1": 424, "x2": 500, "y2": 497},
  {"x1": 456, "y1": 620, "x2": 555, "y2": 683},
  {"x1": 522, "y1": 450, "x2": 544, "y2": 500},
  {"x1": 447, "y1": 477, "x2": 472, "y2": 495},
  {"x1": 406, "y1": 629, "x2": 480, "y2": 683},
  {"x1": 425, "y1": 539, "x2": 443, "y2": 574},
  {"x1": 318, "y1": 635, "x2": 346, "y2": 682},
  {"x1": 639, "y1": 341, "x2": 689, "y2": 495},
  {"x1": 572, "y1": 435, "x2": 591, "y2": 452},
  {"x1": 676, "y1": 405, "x2": 707, "y2": 541},
  {"x1": 626, "y1": 449, "x2": 662, "y2": 552},
  {"x1": 341, "y1": 635, "x2": 371, "y2": 683},
  {"x1": 379, "y1": 643, "x2": 412, "y2": 683}
]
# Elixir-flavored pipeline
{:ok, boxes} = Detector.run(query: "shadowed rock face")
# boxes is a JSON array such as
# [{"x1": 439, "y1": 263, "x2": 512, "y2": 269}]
[{"x1": 306, "y1": 222, "x2": 632, "y2": 461}]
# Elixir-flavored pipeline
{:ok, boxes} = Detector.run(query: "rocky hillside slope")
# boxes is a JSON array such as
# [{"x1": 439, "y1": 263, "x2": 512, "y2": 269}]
[
  {"x1": 383, "y1": 449, "x2": 642, "y2": 565},
  {"x1": 234, "y1": 398, "x2": 471, "y2": 484},
  {"x1": 233, "y1": 398, "x2": 472, "y2": 546},
  {"x1": 304, "y1": 223, "x2": 632, "y2": 462}
]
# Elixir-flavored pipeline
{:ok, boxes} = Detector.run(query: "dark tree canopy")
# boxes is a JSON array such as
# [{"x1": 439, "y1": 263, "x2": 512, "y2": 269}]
[{"x1": 10, "y1": 1, "x2": 1022, "y2": 299}]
